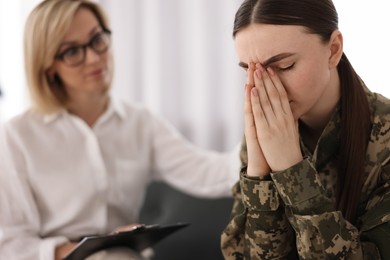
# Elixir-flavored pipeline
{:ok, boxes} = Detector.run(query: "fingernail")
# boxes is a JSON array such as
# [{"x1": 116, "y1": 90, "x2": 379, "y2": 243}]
[
  {"x1": 251, "y1": 87, "x2": 258, "y2": 97},
  {"x1": 267, "y1": 67, "x2": 274, "y2": 76},
  {"x1": 256, "y1": 63, "x2": 265, "y2": 72}
]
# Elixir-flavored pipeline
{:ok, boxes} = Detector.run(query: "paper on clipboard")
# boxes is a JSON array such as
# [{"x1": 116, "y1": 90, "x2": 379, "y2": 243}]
[{"x1": 63, "y1": 222, "x2": 189, "y2": 260}]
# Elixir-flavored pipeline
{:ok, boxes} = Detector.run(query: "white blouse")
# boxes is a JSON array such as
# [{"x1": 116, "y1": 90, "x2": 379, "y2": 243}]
[{"x1": 0, "y1": 99, "x2": 240, "y2": 260}]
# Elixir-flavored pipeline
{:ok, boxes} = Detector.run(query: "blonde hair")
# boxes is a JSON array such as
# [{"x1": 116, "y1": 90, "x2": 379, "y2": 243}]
[{"x1": 24, "y1": 0, "x2": 111, "y2": 114}]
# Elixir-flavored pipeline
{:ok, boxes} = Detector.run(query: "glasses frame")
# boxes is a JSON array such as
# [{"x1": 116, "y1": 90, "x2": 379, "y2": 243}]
[{"x1": 54, "y1": 29, "x2": 112, "y2": 67}]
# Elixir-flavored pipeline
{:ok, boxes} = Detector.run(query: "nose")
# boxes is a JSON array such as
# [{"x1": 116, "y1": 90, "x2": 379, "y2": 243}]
[{"x1": 84, "y1": 47, "x2": 101, "y2": 64}]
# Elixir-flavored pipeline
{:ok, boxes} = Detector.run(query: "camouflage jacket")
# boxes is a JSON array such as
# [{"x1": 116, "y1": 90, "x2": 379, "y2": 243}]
[{"x1": 221, "y1": 90, "x2": 390, "y2": 259}]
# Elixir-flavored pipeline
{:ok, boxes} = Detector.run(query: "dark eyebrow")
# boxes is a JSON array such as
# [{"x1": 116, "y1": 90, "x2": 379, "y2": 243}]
[
  {"x1": 59, "y1": 26, "x2": 101, "y2": 48},
  {"x1": 238, "y1": 52, "x2": 295, "y2": 69},
  {"x1": 263, "y1": 53, "x2": 295, "y2": 67},
  {"x1": 238, "y1": 62, "x2": 248, "y2": 69}
]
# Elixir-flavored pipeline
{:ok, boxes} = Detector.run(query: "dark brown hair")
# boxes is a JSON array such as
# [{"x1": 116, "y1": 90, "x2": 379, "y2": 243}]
[{"x1": 233, "y1": 0, "x2": 371, "y2": 224}]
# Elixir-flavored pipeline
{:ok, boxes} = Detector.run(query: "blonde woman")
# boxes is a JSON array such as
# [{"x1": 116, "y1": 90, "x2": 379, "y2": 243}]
[{"x1": 0, "y1": 0, "x2": 240, "y2": 259}]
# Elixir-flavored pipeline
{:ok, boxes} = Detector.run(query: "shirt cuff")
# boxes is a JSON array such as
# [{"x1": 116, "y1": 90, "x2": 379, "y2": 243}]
[
  {"x1": 39, "y1": 236, "x2": 68, "y2": 260},
  {"x1": 270, "y1": 158, "x2": 333, "y2": 214},
  {"x1": 240, "y1": 169, "x2": 280, "y2": 211}
]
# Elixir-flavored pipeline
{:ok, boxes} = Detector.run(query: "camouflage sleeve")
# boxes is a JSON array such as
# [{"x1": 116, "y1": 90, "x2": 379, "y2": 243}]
[
  {"x1": 359, "y1": 161, "x2": 390, "y2": 259},
  {"x1": 221, "y1": 168, "x2": 296, "y2": 259},
  {"x1": 270, "y1": 158, "x2": 364, "y2": 259}
]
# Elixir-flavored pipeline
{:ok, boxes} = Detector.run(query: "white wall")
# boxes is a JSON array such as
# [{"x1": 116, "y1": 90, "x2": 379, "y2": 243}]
[
  {"x1": 0, "y1": 0, "x2": 38, "y2": 121},
  {"x1": 334, "y1": 0, "x2": 390, "y2": 98}
]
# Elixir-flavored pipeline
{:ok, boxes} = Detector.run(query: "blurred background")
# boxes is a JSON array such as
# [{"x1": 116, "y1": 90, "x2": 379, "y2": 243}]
[{"x1": 1, "y1": 0, "x2": 390, "y2": 259}]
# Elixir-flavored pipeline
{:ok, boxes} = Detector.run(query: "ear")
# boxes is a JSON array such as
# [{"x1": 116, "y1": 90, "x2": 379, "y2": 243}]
[{"x1": 328, "y1": 30, "x2": 343, "y2": 68}]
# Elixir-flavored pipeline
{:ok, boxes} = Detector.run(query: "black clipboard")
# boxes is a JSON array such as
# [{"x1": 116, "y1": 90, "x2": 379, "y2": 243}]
[{"x1": 63, "y1": 223, "x2": 189, "y2": 260}]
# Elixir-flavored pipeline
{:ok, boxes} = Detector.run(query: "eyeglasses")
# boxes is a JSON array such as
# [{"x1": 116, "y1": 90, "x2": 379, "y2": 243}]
[{"x1": 55, "y1": 30, "x2": 111, "y2": 67}]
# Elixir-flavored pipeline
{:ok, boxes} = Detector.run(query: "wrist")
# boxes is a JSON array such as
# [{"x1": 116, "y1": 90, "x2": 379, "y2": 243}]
[
  {"x1": 244, "y1": 165, "x2": 270, "y2": 178},
  {"x1": 270, "y1": 155, "x2": 303, "y2": 172},
  {"x1": 55, "y1": 242, "x2": 77, "y2": 260},
  {"x1": 247, "y1": 164, "x2": 271, "y2": 177}
]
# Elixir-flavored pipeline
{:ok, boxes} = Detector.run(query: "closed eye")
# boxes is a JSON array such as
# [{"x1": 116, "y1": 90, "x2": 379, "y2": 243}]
[{"x1": 278, "y1": 63, "x2": 295, "y2": 72}]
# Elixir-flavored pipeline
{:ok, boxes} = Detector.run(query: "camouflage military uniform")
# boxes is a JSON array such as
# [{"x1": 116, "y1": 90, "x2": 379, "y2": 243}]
[{"x1": 221, "y1": 89, "x2": 390, "y2": 259}]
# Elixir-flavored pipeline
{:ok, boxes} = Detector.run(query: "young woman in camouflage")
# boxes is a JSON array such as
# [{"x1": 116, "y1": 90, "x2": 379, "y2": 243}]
[{"x1": 221, "y1": 0, "x2": 390, "y2": 259}]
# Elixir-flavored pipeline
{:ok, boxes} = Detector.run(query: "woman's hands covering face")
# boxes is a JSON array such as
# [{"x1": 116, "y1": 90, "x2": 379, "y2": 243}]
[
  {"x1": 244, "y1": 63, "x2": 303, "y2": 177},
  {"x1": 244, "y1": 63, "x2": 271, "y2": 177}
]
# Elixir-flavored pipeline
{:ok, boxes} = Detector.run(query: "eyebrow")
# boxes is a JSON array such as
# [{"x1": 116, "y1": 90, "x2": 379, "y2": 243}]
[
  {"x1": 238, "y1": 52, "x2": 295, "y2": 69},
  {"x1": 59, "y1": 26, "x2": 101, "y2": 48}
]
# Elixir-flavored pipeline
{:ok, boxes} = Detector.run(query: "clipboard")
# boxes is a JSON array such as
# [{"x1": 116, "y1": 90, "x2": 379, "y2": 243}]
[{"x1": 63, "y1": 222, "x2": 189, "y2": 260}]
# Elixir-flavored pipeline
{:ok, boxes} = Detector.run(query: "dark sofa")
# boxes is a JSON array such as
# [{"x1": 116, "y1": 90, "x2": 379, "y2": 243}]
[{"x1": 139, "y1": 181, "x2": 234, "y2": 260}]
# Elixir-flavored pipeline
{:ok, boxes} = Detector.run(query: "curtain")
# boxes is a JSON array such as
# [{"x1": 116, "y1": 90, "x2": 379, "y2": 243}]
[{"x1": 99, "y1": 0, "x2": 244, "y2": 150}]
